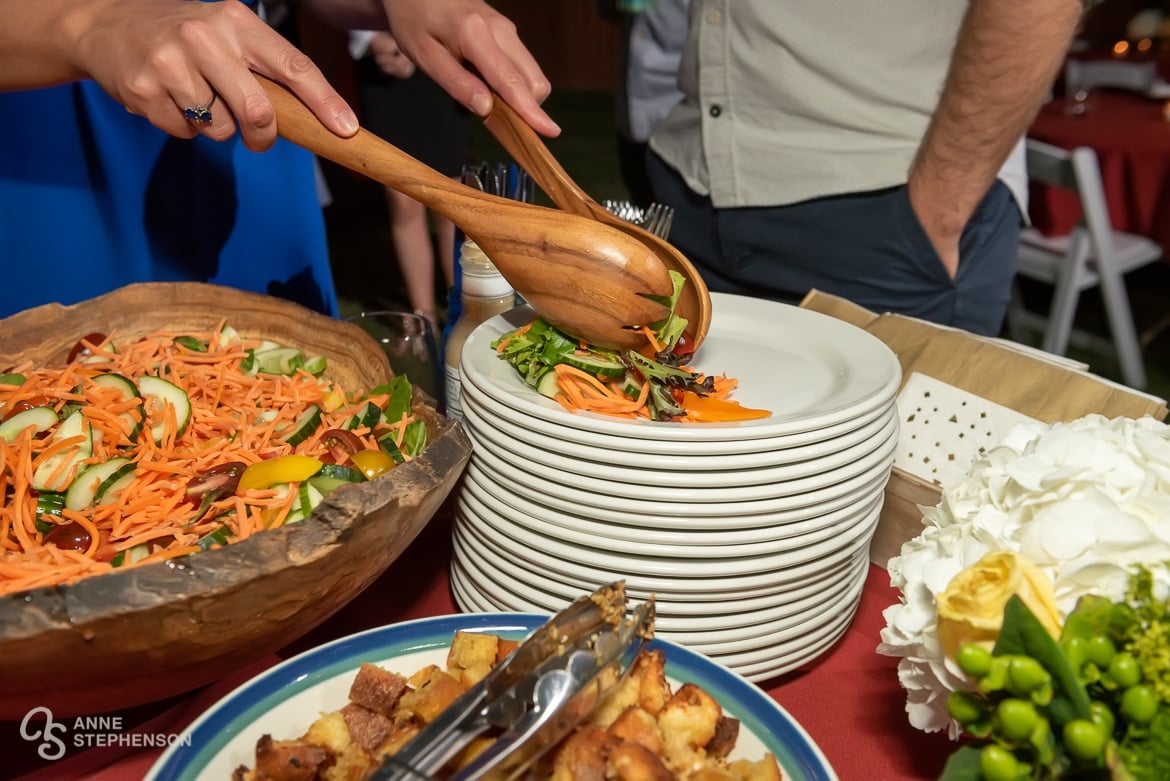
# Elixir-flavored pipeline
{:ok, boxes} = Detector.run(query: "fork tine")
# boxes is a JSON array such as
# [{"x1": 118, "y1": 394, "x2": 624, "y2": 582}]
[{"x1": 658, "y1": 205, "x2": 674, "y2": 239}]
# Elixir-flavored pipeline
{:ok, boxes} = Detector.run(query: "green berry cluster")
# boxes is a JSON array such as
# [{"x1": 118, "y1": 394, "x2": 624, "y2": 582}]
[{"x1": 946, "y1": 598, "x2": 1167, "y2": 780}]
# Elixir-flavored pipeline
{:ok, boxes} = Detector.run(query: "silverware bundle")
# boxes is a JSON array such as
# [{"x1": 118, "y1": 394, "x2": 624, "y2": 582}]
[{"x1": 462, "y1": 162, "x2": 535, "y2": 203}]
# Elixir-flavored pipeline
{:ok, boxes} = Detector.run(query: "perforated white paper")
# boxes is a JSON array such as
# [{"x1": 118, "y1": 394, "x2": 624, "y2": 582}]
[{"x1": 892, "y1": 372, "x2": 1039, "y2": 488}]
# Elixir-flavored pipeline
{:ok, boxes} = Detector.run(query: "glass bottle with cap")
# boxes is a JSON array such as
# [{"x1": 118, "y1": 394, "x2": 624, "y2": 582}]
[{"x1": 444, "y1": 239, "x2": 515, "y2": 420}]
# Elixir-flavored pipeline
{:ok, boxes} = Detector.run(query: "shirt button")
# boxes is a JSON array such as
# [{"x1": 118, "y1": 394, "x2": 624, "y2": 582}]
[
  {"x1": 709, "y1": 104, "x2": 722, "y2": 118},
  {"x1": 705, "y1": 8, "x2": 722, "y2": 24}
]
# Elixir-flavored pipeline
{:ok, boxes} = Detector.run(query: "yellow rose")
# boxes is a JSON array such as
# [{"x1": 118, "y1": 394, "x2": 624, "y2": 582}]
[{"x1": 936, "y1": 551, "x2": 1063, "y2": 662}]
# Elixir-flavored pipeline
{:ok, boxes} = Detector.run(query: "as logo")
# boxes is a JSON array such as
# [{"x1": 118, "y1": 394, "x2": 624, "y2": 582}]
[{"x1": 20, "y1": 706, "x2": 67, "y2": 760}]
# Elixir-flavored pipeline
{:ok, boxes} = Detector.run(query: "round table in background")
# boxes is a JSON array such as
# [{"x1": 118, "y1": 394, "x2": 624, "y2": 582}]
[{"x1": 1028, "y1": 88, "x2": 1170, "y2": 254}]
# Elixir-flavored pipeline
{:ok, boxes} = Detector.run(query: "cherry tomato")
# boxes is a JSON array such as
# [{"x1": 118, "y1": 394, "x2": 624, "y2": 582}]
[
  {"x1": 2, "y1": 395, "x2": 53, "y2": 422},
  {"x1": 319, "y1": 428, "x2": 365, "y2": 464},
  {"x1": 44, "y1": 521, "x2": 93, "y2": 552},
  {"x1": 185, "y1": 462, "x2": 246, "y2": 500},
  {"x1": 349, "y1": 449, "x2": 396, "y2": 480},
  {"x1": 671, "y1": 330, "x2": 696, "y2": 359},
  {"x1": 67, "y1": 332, "x2": 108, "y2": 363}
]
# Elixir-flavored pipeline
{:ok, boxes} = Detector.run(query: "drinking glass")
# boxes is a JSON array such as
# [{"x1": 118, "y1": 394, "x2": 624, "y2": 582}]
[{"x1": 345, "y1": 310, "x2": 443, "y2": 410}]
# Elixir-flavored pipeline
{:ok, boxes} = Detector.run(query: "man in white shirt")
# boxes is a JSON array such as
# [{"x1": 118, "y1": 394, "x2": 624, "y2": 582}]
[{"x1": 648, "y1": 0, "x2": 1084, "y2": 335}]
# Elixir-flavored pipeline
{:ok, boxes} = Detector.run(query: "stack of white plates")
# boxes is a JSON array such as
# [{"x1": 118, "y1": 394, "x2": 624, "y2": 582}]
[{"x1": 450, "y1": 292, "x2": 901, "y2": 681}]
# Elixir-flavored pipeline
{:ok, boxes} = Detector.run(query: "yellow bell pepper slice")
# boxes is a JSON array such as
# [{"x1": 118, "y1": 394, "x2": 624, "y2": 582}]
[{"x1": 238, "y1": 454, "x2": 323, "y2": 491}]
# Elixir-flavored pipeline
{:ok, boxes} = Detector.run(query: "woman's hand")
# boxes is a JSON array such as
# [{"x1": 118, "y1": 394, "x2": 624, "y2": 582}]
[
  {"x1": 66, "y1": 0, "x2": 358, "y2": 151},
  {"x1": 381, "y1": 0, "x2": 560, "y2": 137}
]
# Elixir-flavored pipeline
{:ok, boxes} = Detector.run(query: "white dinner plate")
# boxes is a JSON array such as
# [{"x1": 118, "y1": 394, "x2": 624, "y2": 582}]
[
  {"x1": 446, "y1": 561, "x2": 870, "y2": 678},
  {"x1": 463, "y1": 458, "x2": 891, "y2": 532},
  {"x1": 451, "y1": 525, "x2": 870, "y2": 617},
  {"x1": 456, "y1": 486, "x2": 882, "y2": 576},
  {"x1": 451, "y1": 538, "x2": 866, "y2": 643},
  {"x1": 453, "y1": 514, "x2": 873, "y2": 598},
  {"x1": 723, "y1": 598, "x2": 862, "y2": 682},
  {"x1": 460, "y1": 293, "x2": 901, "y2": 442},
  {"x1": 145, "y1": 614, "x2": 839, "y2": 780},
  {"x1": 461, "y1": 398, "x2": 896, "y2": 489},
  {"x1": 459, "y1": 376, "x2": 894, "y2": 461},
  {"x1": 451, "y1": 522, "x2": 869, "y2": 610},
  {"x1": 458, "y1": 473, "x2": 882, "y2": 556},
  {"x1": 465, "y1": 418, "x2": 898, "y2": 504}
]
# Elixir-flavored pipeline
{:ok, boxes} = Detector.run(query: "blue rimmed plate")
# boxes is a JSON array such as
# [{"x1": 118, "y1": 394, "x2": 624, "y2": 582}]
[{"x1": 146, "y1": 613, "x2": 838, "y2": 781}]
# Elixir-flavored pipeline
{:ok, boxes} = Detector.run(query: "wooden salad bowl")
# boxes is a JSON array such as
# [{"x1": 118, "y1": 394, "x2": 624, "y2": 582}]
[{"x1": 0, "y1": 283, "x2": 472, "y2": 719}]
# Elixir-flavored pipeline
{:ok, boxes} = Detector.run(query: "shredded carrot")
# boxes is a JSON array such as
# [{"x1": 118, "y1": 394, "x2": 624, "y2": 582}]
[
  {"x1": 509, "y1": 319, "x2": 769, "y2": 424},
  {"x1": 0, "y1": 325, "x2": 414, "y2": 596}
]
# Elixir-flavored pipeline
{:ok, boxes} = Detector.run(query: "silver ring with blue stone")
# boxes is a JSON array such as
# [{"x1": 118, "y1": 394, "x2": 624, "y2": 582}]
[{"x1": 183, "y1": 94, "x2": 216, "y2": 124}]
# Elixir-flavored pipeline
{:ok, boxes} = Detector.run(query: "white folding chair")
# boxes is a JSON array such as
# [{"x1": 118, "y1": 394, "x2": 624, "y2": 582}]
[
  {"x1": 1007, "y1": 139, "x2": 1163, "y2": 389},
  {"x1": 1064, "y1": 58, "x2": 1157, "y2": 93}
]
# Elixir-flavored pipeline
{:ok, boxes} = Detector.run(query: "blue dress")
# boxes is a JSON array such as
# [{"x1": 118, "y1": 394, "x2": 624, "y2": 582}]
[{"x1": 0, "y1": 6, "x2": 337, "y2": 319}]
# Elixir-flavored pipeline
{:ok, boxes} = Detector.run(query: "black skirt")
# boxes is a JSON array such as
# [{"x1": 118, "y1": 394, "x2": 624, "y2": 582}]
[{"x1": 354, "y1": 56, "x2": 472, "y2": 178}]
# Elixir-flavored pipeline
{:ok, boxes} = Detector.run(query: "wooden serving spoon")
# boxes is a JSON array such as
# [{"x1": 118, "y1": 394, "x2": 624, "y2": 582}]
[
  {"x1": 482, "y1": 95, "x2": 712, "y2": 348},
  {"x1": 258, "y1": 77, "x2": 673, "y2": 350}
]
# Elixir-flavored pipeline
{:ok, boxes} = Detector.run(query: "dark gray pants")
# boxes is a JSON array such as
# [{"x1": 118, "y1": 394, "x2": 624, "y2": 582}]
[{"x1": 647, "y1": 151, "x2": 1021, "y2": 336}]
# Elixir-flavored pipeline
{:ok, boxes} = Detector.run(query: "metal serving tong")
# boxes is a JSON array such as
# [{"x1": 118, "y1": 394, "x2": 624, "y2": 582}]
[{"x1": 370, "y1": 583, "x2": 655, "y2": 781}]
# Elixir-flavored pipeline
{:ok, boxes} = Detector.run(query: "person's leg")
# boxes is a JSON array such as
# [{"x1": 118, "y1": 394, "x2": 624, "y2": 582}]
[{"x1": 384, "y1": 186, "x2": 437, "y2": 320}]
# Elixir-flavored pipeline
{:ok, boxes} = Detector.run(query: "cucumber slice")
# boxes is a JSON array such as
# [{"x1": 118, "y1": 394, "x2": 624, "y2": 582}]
[
  {"x1": 0, "y1": 373, "x2": 25, "y2": 385},
  {"x1": 285, "y1": 482, "x2": 325, "y2": 524},
  {"x1": 254, "y1": 347, "x2": 304, "y2": 376},
  {"x1": 307, "y1": 476, "x2": 353, "y2": 496},
  {"x1": 65, "y1": 457, "x2": 132, "y2": 512},
  {"x1": 280, "y1": 405, "x2": 322, "y2": 447},
  {"x1": 31, "y1": 410, "x2": 93, "y2": 492},
  {"x1": 558, "y1": 350, "x2": 626, "y2": 379},
  {"x1": 35, "y1": 492, "x2": 66, "y2": 522},
  {"x1": 378, "y1": 433, "x2": 406, "y2": 464},
  {"x1": 216, "y1": 324, "x2": 240, "y2": 347},
  {"x1": 535, "y1": 370, "x2": 561, "y2": 399},
  {"x1": 138, "y1": 375, "x2": 191, "y2": 443},
  {"x1": 173, "y1": 335, "x2": 208, "y2": 352},
  {"x1": 315, "y1": 463, "x2": 366, "y2": 483},
  {"x1": 96, "y1": 461, "x2": 137, "y2": 505},
  {"x1": 301, "y1": 355, "x2": 327, "y2": 376},
  {"x1": 92, "y1": 373, "x2": 144, "y2": 442},
  {"x1": 110, "y1": 543, "x2": 151, "y2": 568},
  {"x1": 0, "y1": 406, "x2": 58, "y2": 443},
  {"x1": 195, "y1": 525, "x2": 232, "y2": 552},
  {"x1": 345, "y1": 401, "x2": 382, "y2": 432}
]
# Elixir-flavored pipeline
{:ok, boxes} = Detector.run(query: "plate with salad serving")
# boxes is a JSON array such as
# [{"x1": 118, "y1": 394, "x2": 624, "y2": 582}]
[
  {"x1": 458, "y1": 392, "x2": 896, "y2": 487},
  {"x1": 459, "y1": 290, "x2": 900, "y2": 443},
  {"x1": 459, "y1": 383, "x2": 893, "y2": 468},
  {"x1": 145, "y1": 613, "x2": 839, "y2": 781}
]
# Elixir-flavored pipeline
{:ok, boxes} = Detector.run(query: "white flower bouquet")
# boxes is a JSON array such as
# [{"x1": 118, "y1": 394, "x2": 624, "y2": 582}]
[{"x1": 878, "y1": 414, "x2": 1170, "y2": 779}]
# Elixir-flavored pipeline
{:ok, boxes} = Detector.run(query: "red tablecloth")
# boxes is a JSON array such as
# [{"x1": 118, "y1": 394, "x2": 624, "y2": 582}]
[
  {"x1": 1028, "y1": 88, "x2": 1170, "y2": 252},
  {"x1": 2, "y1": 510, "x2": 956, "y2": 780}
]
